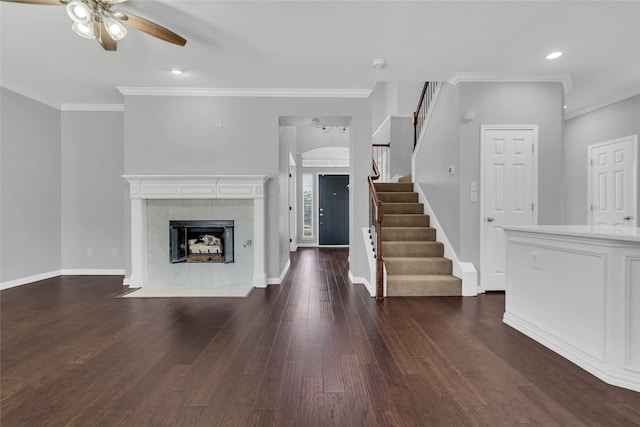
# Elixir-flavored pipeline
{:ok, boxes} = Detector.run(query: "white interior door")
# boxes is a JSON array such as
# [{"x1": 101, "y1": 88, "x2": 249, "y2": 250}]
[
  {"x1": 288, "y1": 155, "x2": 297, "y2": 251},
  {"x1": 588, "y1": 135, "x2": 638, "y2": 227},
  {"x1": 481, "y1": 125, "x2": 538, "y2": 291}
]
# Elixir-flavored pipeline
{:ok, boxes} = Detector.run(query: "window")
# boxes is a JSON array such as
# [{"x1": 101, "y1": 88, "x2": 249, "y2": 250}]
[{"x1": 303, "y1": 173, "x2": 313, "y2": 237}]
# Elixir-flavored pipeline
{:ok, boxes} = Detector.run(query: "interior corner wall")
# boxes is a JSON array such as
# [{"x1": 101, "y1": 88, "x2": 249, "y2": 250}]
[
  {"x1": 564, "y1": 94, "x2": 640, "y2": 224},
  {"x1": 414, "y1": 83, "x2": 461, "y2": 253},
  {"x1": 389, "y1": 116, "x2": 413, "y2": 179},
  {"x1": 1, "y1": 88, "x2": 61, "y2": 283},
  {"x1": 457, "y1": 82, "x2": 564, "y2": 269},
  {"x1": 61, "y1": 111, "x2": 125, "y2": 271},
  {"x1": 123, "y1": 95, "x2": 371, "y2": 282}
]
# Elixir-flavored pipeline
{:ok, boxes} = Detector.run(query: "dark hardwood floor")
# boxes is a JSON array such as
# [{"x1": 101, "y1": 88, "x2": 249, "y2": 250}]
[{"x1": 2, "y1": 248, "x2": 639, "y2": 426}]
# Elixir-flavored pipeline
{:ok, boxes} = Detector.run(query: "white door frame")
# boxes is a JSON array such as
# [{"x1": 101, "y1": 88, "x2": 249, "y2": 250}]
[
  {"x1": 316, "y1": 171, "x2": 349, "y2": 247},
  {"x1": 587, "y1": 134, "x2": 638, "y2": 227},
  {"x1": 479, "y1": 124, "x2": 539, "y2": 293}
]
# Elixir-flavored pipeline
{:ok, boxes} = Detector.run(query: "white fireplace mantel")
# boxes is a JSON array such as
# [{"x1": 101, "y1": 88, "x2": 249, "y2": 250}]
[{"x1": 123, "y1": 175, "x2": 270, "y2": 289}]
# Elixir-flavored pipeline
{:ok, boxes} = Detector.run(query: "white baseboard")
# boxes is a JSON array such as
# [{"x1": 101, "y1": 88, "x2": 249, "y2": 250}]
[
  {"x1": 348, "y1": 270, "x2": 374, "y2": 297},
  {"x1": 267, "y1": 259, "x2": 291, "y2": 284},
  {"x1": 414, "y1": 185, "x2": 478, "y2": 296},
  {"x1": 1, "y1": 269, "x2": 127, "y2": 291},
  {"x1": 60, "y1": 269, "x2": 125, "y2": 276},
  {"x1": 1, "y1": 270, "x2": 61, "y2": 290},
  {"x1": 123, "y1": 277, "x2": 131, "y2": 286}
]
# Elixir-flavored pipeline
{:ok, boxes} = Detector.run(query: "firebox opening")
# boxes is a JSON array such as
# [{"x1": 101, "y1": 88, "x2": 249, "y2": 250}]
[{"x1": 169, "y1": 220, "x2": 234, "y2": 264}]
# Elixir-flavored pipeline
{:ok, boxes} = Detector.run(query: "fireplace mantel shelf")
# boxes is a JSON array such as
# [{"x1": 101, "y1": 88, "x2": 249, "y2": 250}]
[
  {"x1": 123, "y1": 175, "x2": 271, "y2": 200},
  {"x1": 123, "y1": 175, "x2": 270, "y2": 290}
]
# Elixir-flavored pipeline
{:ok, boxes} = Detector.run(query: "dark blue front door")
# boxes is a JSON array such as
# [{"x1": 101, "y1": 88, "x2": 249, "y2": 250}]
[{"x1": 318, "y1": 175, "x2": 349, "y2": 245}]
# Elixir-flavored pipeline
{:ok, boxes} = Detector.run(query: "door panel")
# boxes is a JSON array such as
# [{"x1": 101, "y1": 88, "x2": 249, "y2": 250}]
[
  {"x1": 589, "y1": 136, "x2": 638, "y2": 227},
  {"x1": 482, "y1": 127, "x2": 536, "y2": 291},
  {"x1": 319, "y1": 175, "x2": 349, "y2": 245}
]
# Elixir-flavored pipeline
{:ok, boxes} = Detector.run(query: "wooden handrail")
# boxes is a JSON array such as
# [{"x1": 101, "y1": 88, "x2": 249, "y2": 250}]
[
  {"x1": 368, "y1": 158, "x2": 385, "y2": 300},
  {"x1": 413, "y1": 81, "x2": 429, "y2": 150}
]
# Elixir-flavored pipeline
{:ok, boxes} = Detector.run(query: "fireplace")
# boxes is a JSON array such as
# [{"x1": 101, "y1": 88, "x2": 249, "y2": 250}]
[{"x1": 170, "y1": 220, "x2": 234, "y2": 263}]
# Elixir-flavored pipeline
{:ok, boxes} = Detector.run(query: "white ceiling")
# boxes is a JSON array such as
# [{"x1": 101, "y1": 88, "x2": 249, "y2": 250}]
[{"x1": 1, "y1": 1, "x2": 639, "y2": 116}]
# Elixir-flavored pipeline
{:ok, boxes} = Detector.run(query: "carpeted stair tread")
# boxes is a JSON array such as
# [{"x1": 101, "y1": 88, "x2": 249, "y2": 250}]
[
  {"x1": 386, "y1": 275, "x2": 462, "y2": 296},
  {"x1": 374, "y1": 182, "x2": 414, "y2": 192},
  {"x1": 382, "y1": 214, "x2": 430, "y2": 228},
  {"x1": 381, "y1": 227, "x2": 436, "y2": 241},
  {"x1": 385, "y1": 257, "x2": 453, "y2": 275},
  {"x1": 383, "y1": 241, "x2": 444, "y2": 257},
  {"x1": 377, "y1": 192, "x2": 419, "y2": 203},
  {"x1": 382, "y1": 203, "x2": 425, "y2": 214},
  {"x1": 398, "y1": 174, "x2": 412, "y2": 183}
]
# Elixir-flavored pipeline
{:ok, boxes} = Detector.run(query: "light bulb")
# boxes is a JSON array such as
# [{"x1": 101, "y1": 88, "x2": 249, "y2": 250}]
[
  {"x1": 546, "y1": 51, "x2": 563, "y2": 60},
  {"x1": 72, "y1": 21, "x2": 95, "y2": 39},
  {"x1": 66, "y1": 1, "x2": 91, "y2": 24},
  {"x1": 104, "y1": 16, "x2": 127, "y2": 41}
]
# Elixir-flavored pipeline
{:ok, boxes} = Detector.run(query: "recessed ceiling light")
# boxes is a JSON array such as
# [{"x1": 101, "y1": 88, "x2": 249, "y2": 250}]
[
  {"x1": 546, "y1": 51, "x2": 563, "y2": 60},
  {"x1": 170, "y1": 67, "x2": 184, "y2": 75},
  {"x1": 563, "y1": 105, "x2": 567, "y2": 109}
]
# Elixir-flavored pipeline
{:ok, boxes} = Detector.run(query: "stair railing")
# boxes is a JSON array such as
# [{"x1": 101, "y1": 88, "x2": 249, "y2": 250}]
[
  {"x1": 412, "y1": 81, "x2": 439, "y2": 150},
  {"x1": 372, "y1": 143, "x2": 390, "y2": 182},
  {"x1": 368, "y1": 158, "x2": 384, "y2": 300}
]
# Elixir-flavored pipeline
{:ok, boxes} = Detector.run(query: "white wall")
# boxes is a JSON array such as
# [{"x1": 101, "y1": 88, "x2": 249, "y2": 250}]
[
  {"x1": 564, "y1": 94, "x2": 640, "y2": 224},
  {"x1": 389, "y1": 116, "x2": 413, "y2": 179},
  {"x1": 61, "y1": 111, "x2": 125, "y2": 271},
  {"x1": 1, "y1": 89, "x2": 61, "y2": 283},
  {"x1": 122, "y1": 95, "x2": 371, "y2": 282}
]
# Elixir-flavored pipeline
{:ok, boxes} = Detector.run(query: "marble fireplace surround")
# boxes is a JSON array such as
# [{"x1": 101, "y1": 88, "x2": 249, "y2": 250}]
[{"x1": 123, "y1": 175, "x2": 270, "y2": 289}]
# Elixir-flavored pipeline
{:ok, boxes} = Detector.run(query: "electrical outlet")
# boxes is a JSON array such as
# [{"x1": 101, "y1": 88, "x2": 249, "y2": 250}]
[
  {"x1": 87, "y1": 248, "x2": 93, "y2": 257},
  {"x1": 112, "y1": 248, "x2": 118, "y2": 257}
]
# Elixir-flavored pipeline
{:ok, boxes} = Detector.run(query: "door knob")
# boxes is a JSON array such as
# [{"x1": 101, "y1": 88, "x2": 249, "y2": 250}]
[
  {"x1": 623, "y1": 216, "x2": 632, "y2": 220},
  {"x1": 319, "y1": 213, "x2": 324, "y2": 217},
  {"x1": 486, "y1": 217, "x2": 495, "y2": 222}
]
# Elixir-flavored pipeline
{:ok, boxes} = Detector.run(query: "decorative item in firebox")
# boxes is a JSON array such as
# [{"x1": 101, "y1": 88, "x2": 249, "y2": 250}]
[{"x1": 170, "y1": 220, "x2": 234, "y2": 264}]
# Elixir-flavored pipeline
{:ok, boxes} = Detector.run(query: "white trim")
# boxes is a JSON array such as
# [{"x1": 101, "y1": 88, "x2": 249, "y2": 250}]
[
  {"x1": 447, "y1": 72, "x2": 572, "y2": 95},
  {"x1": 565, "y1": 89, "x2": 640, "y2": 120},
  {"x1": 372, "y1": 115, "x2": 391, "y2": 139},
  {"x1": 348, "y1": 271, "x2": 372, "y2": 296},
  {"x1": 123, "y1": 277, "x2": 131, "y2": 286},
  {"x1": 480, "y1": 125, "x2": 539, "y2": 293},
  {"x1": 59, "y1": 269, "x2": 125, "y2": 276},
  {"x1": 414, "y1": 186, "x2": 478, "y2": 296},
  {"x1": 117, "y1": 87, "x2": 372, "y2": 98},
  {"x1": 1, "y1": 270, "x2": 61, "y2": 290},
  {"x1": 316, "y1": 172, "x2": 349, "y2": 246},
  {"x1": 361, "y1": 227, "x2": 377, "y2": 297},
  {"x1": 587, "y1": 135, "x2": 638, "y2": 227},
  {"x1": 1, "y1": 80, "x2": 60, "y2": 109},
  {"x1": 267, "y1": 259, "x2": 290, "y2": 285},
  {"x1": 61, "y1": 104, "x2": 124, "y2": 112}
]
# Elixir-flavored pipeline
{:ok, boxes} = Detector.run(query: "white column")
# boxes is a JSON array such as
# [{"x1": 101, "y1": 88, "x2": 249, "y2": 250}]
[
  {"x1": 129, "y1": 197, "x2": 148, "y2": 288},
  {"x1": 252, "y1": 197, "x2": 267, "y2": 287}
]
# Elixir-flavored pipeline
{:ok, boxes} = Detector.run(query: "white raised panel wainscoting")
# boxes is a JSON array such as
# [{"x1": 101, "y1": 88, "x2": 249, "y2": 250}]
[
  {"x1": 502, "y1": 225, "x2": 640, "y2": 392},
  {"x1": 123, "y1": 175, "x2": 270, "y2": 297}
]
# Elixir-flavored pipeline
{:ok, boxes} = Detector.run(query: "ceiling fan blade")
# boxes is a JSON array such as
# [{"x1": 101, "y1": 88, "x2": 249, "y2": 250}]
[
  {"x1": 112, "y1": 11, "x2": 186, "y2": 46},
  {"x1": 93, "y1": 15, "x2": 117, "y2": 51},
  {"x1": 0, "y1": 0, "x2": 63, "y2": 4}
]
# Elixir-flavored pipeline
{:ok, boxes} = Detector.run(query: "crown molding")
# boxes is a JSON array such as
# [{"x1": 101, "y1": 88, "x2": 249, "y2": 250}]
[
  {"x1": 116, "y1": 87, "x2": 372, "y2": 98},
  {"x1": 447, "y1": 72, "x2": 573, "y2": 94},
  {"x1": 564, "y1": 88, "x2": 640, "y2": 120},
  {"x1": 60, "y1": 104, "x2": 125, "y2": 112},
  {"x1": 1, "y1": 80, "x2": 60, "y2": 110}
]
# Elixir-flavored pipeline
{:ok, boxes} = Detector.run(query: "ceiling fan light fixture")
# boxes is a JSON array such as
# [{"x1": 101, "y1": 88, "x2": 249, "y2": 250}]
[
  {"x1": 66, "y1": 1, "x2": 91, "y2": 24},
  {"x1": 104, "y1": 16, "x2": 127, "y2": 41},
  {"x1": 72, "y1": 21, "x2": 95, "y2": 39}
]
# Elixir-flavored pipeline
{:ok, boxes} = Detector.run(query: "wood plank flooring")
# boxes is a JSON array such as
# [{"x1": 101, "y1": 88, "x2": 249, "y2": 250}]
[{"x1": 2, "y1": 248, "x2": 639, "y2": 426}]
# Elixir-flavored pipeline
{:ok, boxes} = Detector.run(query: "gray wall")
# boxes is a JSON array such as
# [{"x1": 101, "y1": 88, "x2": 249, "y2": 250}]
[
  {"x1": 1, "y1": 88, "x2": 61, "y2": 282},
  {"x1": 389, "y1": 116, "x2": 413, "y2": 179},
  {"x1": 457, "y1": 82, "x2": 564, "y2": 268},
  {"x1": 415, "y1": 83, "x2": 461, "y2": 253},
  {"x1": 564, "y1": 94, "x2": 640, "y2": 224},
  {"x1": 123, "y1": 95, "x2": 371, "y2": 281},
  {"x1": 61, "y1": 111, "x2": 125, "y2": 270}
]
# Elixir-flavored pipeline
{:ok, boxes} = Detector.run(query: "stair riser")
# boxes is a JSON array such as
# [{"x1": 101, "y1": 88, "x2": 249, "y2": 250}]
[
  {"x1": 374, "y1": 183, "x2": 414, "y2": 192},
  {"x1": 383, "y1": 203, "x2": 424, "y2": 214},
  {"x1": 385, "y1": 259, "x2": 452, "y2": 275},
  {"x1": 386, "y1": 278, "x2": 462, "y2": 296},
  {"x1": 383, "y1": 242, "x2": 444, "y2": 257},
  {"x1": 382, "y1": 228, "x2": 436, "y2": 241},
  {"x1": 382, "y1": 215, "x2": 430, "y2": 228},
  {"x1": 378, "y1": 192, "x2": 418, "y2": 203}
]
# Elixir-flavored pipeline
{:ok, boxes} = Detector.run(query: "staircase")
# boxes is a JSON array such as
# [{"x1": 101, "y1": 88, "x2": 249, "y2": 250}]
[{"x1": 375, "y1": 178, "x2": 461, "y2": 296}]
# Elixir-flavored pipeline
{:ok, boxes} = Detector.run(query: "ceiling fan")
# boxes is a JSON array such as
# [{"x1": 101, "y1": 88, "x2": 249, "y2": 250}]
[{"x1": 2, "y1": 0, "x2": 187, "y2": 51}]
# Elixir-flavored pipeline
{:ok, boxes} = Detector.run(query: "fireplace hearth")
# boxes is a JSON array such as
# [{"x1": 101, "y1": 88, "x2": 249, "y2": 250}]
[{"x1": 170, "y1": 220, "x2": 234, "y2": 264}]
